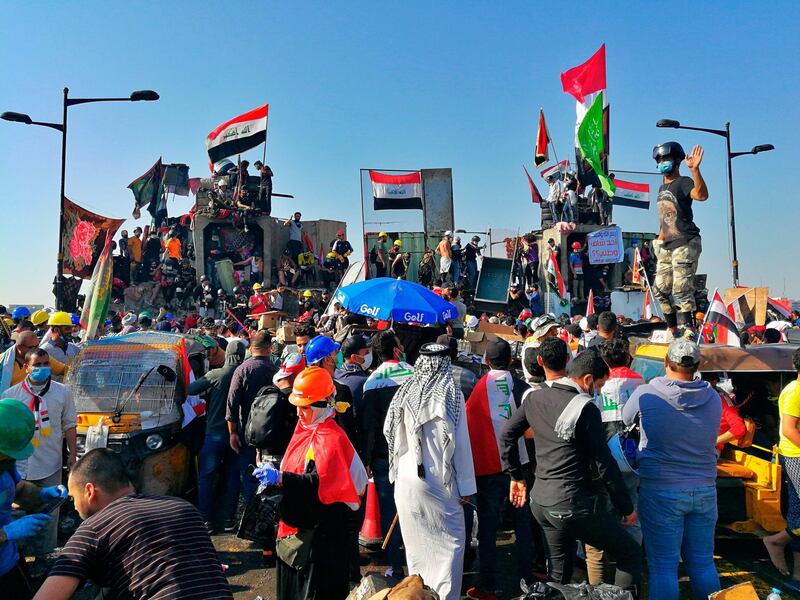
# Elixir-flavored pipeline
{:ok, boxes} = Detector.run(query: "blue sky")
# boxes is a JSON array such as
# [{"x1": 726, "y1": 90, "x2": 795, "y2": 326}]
[{"x1": 2, "y1": 1, "x2": 798, "y2": 305}]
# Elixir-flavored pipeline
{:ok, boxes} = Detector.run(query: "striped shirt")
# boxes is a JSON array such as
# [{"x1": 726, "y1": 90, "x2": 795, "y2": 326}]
[{"x1": 49, "y1": 494, "x2": 232, "y2": 599}]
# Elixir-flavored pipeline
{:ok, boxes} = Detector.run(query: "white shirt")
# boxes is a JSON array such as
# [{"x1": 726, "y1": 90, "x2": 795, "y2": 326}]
[
  {"x1": 40, "y1": 334, "x2": 80, "y2": 364},
  {"x1": 547, "y1": 180, "x2": 565, "y2": 204},
  {"x1": 5, "y1": 378, "x2": 77, "y2": 480},
  {"x1": 288, "y1": 220, "x2": 303, "y2": 242}
]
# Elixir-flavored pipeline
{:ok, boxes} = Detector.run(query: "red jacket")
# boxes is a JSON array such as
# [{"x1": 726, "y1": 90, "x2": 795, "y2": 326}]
[{"x1": 717, "y1": 390, "x2": 746, "y2": 451}]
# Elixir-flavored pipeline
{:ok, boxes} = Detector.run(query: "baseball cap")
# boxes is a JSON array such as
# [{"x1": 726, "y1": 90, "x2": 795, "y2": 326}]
[
  {"x1": 341, "y1": 335, "x2": 370, "y2": 358},
  {"x1": 274, "y1": 352, "x2": 307, "y2": 383},
  {"x1": 485, "y1": 338, "x2": 511, "y2": 365},
  {"x1": 667, "y1": 338, "x2": 701, "y2": 367}
]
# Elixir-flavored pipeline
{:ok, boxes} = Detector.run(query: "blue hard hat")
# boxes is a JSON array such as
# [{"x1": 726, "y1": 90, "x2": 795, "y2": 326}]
[
  {"x1": 165, "y1": 312, "x2": 174, "y2": 321},
  {"x1": 12, "y1": 306, "x2": 31, "y2": 320},
  {"x1": 71, "y1": 314, "x2": 80, "y2": 325},
  {"x1": 304, "y1": 335, "x2": 341, "y2": 366}
]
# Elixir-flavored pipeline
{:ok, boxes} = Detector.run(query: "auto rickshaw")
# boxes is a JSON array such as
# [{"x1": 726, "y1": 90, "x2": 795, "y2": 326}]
[
  {"x1": 631, "y1": 342, "x2": 797, "y2": 536},
  {"x1": 65, "y1": 332, "x2": 207, "y2": 496}
]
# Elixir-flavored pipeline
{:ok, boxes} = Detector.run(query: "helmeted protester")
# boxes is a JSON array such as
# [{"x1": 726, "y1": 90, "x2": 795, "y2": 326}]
[
  {"x1": 0, "y1": 331, "x2": 67, "y2": 395},
  {"x1": 465, "y1": 339, "x2": 534, "y2": 598},
  {"x1": 34, "y1": 448, "x2": 232, "y2": 600},
  {"x1": 384, "y1": 342, "x2": 476, "y2": 600},
  {"x1": 30, "y1": 310, "x2": 49, "y2": 340},
  {"x1": 39, "y1": 312, "x2": 80, "y2": 365},
  {"x1": 11, "y1": 306, "x2": 31, "y2": 326},
  {"x1": 502, "y1": 338, "x2": 641, "y2": 594},
  {"x1": 0, "y1": 398, "x2": 66, "y2": 598},
  {"x1": 651, "y1": 142, "x2": 708, "y2": 333},
  {"x1": 253, "y1": 366, "x2": 367, "y2": 600},
  {"x1": 623, "y1": 338, "x2": 721, "y2": 599}
]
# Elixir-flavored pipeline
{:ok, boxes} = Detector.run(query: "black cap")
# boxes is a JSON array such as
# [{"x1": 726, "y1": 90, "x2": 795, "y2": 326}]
[
  {"x1": 341, "y1": 335, "x2": 370, "y2": 357},
  {"x1": 485, "y1": 338, "x2": 511, "y2": 365}
]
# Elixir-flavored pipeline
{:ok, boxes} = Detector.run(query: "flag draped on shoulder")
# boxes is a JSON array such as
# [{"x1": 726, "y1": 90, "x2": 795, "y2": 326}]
[
  {"x1": 128, "y1": 158, "x2": 166, "y2": 219},
  {"x1": 534, "y1": 109, "x2": 550, "y2": 167},
  {"x1": 523, "y1": 166, "x2": 542, "y2": 204},
  {"x1": 80, "y1": 231, "x2": 114, "y2": 341},
  {"x1": 613, "y1": 179, "x2": 650, "y2": 209},
  {"x1": 577, "y1": 92, "x2": 615, "y2": 196},
  {"x1": 206, "y1": 104, "x2": 268, "y2": 163},
  {"x1": 369, "y1": 170, "x2": 423, "y2": 210},
  {"x1": 546, "y1": 252, "x2": 565, "y2": 298},
  {"x1": 707, "y1": 290, "x2": 741, "y2": 347}
]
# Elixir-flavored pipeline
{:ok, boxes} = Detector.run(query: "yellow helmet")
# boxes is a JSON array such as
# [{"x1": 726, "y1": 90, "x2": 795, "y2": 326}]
[
  {"x1": 326, "y1": 252, "x2": 337, "y2": 259},
  {"x1": 378, "y1": 231, "x2": 388, "y2": 238},
  {"x1": 31, "y1": 310, "x2": 49, "y2": 327},
  {"x1": 2, "y1": 318, "x2": 14, "y2": 328},
  {"x1": 252, "y1": 282, "x2": 263, "y2": 290},
  {"x1": 303, "y1": 290, "x2": 313, "y2": 298},
  {"x1": 393, "y1": 239, "x2": 403, "y2": 248},
  {"x1": 48, "y1": 311, "x2": 73, "y2": 327}
]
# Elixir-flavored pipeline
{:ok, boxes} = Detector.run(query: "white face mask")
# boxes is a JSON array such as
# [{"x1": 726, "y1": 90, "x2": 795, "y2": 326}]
[{"x1": 360, "y1": 350, "x2": 373, "y2": 370}]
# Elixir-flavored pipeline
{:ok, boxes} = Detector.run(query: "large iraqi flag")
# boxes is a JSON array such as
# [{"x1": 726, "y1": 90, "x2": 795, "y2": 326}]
[
  {"x1": 205, "y1": 104, "x2": 268, "y2": 163},
  {"x1": 707, "y1": 289, "x2": 741, "y2": 347},
  {"x1": 613, "y1": 179, "x2": 650, "y2": 209},
  {"x1": 369, "y1": 170, "x2": 423, "y2": 210}
]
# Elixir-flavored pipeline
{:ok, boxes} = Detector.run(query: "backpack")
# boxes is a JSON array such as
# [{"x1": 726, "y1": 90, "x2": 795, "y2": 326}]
[
  {"x1": 244, "y1": 385, "x2": 296, "y2": 454},
  {"x1": 369, "y1": 245, "x2": 378, "y2": 264}
]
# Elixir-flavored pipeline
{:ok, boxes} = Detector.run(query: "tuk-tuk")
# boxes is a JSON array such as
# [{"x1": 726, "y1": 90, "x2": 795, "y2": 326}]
[
  {"x1": 631, "y1": 343, "x2": 796, "y2": 535},
  {"x1": 65, "y1": 332, "x2": 206, "y2": 496}
]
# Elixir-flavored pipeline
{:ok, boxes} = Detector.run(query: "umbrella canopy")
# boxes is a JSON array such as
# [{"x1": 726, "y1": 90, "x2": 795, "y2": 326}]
[{"x1": 335, "y1": 277, "x2": 458, "y2": 325}]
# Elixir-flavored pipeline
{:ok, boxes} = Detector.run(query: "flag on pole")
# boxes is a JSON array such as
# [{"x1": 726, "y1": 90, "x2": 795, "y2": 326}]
[
  {"x1": 523, "y1": 166, "x2": 543, "y2": 204},
  {"x1": 546, "y1": 253, "x2": 565, "y2": 298},
  {"x1": 642, "y1": 288, "x2": 652, "y2": 320},
  {"x1": 540, "y1": 160, "x2": 569, "y2": 180},
  {"x1": 586, "y1": 288, "x2": 595, "y2": 315},
  {"x1": 707, "y1": 289, "x2": 741, "y2": 347},
  {"x1": 80, "y1": 231, "x2": 114, "y2": 341},
  {"x1": 62, "y1": 199, "x2": 125, "y2": 279},
  {"x1": 561, "y1": 44, "x2": 607, "y2": 104},
  {"x1": 577, "y1": 92, "x2": 615, "y2": 196},
  {"x1": 128, "y1": 158, "x2": 166, "y2": 219},
  {"x1": 534, "y1": 109, "x2": 550, "y2": 167},
  {"x1": 369, "y1": 170, "x2": 423, "y2": 210},
  {"x1": 205, "y1": 104, "x2": 268, "y2": 163},
  {"x1": 631, "y1": 247, "x2": 642, "y2": 285},
  {"x1": 613, "y1": 179, "x2": 651, "y2": 209}
]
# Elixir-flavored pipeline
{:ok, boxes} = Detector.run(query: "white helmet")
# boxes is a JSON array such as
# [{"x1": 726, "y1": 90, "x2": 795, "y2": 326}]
[{"x1": 444, "y1": 230, "x2": 453, "y2": 238}]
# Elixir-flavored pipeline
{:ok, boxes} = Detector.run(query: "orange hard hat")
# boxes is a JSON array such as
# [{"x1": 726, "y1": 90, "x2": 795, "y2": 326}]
[
  {"x1": 289, "y1": 366, "x2": 336, "y2": 406},
  {"x1": 695, "y1": 311, "x2": 705, "y2": 320}
]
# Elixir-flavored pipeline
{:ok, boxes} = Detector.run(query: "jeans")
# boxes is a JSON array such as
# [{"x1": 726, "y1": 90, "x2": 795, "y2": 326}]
[
  {"x1": 451, "y1": 260, "x2": 462, "y2": 287},
  {"x1": 639, "y1": 486, "x2": 720, "y2": 600},
  {"x1": 465, "y1": 473, "x2": 534, "y2": 588},
  {"x1": 530, "y1": 495, "x2": 641, "y2": 589},
  {"x1": 198, "y1": 434, "x2": 240, "y2": 523},
  {"x1": 238, "y1": 443, "x2": 258, "y2": 503},
  {"x1": 372, "y1": 458, "x2": 404, "y2": 571},
  {"x1": 782, "y1": 455, "x2": 800, "y2": 550},
  {"x1": 466, "y1": 261, "x2": 478, "y2": 290}
]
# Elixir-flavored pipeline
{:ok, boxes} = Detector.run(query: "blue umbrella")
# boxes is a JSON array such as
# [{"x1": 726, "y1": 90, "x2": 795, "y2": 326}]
[{"x1": 335, "y1": 278, "x2": 458, "y2": 324}]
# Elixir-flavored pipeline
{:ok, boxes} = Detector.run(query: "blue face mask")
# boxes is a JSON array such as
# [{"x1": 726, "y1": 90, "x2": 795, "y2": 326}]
[
  {"x1": 29, "y1": 366, "x2": 51, "y2": 383},
  {"x1": 658, "y1": 161, "x2": 674, "y2": 175}
]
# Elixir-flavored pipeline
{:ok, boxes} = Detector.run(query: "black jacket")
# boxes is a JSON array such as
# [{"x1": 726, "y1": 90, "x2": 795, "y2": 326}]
[{"x1": 501, "y1": 379, "x2": 633, "y2": 516}]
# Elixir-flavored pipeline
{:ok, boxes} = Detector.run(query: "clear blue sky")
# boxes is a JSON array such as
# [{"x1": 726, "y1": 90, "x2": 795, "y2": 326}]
[{"x1": 2, "y1": 1, "x2": 798, "y2": 306}]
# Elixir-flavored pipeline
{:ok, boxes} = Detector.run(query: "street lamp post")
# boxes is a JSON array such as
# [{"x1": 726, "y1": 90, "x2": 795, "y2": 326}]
[
  {"x1": 2, "y1": 88, "x2": 158, "y2": 309},
  {"x1": 655, "y1": 118, "x2": 774, "y2": 287}
]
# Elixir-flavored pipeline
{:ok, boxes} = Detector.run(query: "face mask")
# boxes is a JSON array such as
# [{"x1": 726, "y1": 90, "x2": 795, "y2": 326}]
[
  {"x1": 360, "y1": 351, "x2": 373, "y2": 370},
  {"x1": 657, "y1": 161, "x2": 674, "y2": 175},
  {"x1": 29, "y1": 366, "x2": 51, "y2": 383}
]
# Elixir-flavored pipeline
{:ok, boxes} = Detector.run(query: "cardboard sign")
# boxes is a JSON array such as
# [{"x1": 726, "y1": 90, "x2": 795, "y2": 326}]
[{"x1": 587, "y1": 227, "x2": 623, "y2": 264}]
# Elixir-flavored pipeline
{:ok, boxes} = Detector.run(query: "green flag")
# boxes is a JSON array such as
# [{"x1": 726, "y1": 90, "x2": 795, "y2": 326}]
[
  {"x1": 577, "y1": 92, "x2": 615, "y2": 196},
  {"x1": 128, "y1": 158, "x2": 165, "y2": 218}
]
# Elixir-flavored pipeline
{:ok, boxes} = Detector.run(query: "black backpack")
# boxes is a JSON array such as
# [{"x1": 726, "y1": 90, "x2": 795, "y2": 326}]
[
  {"x1": 244, "y1": 385, "x2": 296, "y2": 454},
  {"x1": 369, "y1": 245, "x2": 378, "y2": 264}
]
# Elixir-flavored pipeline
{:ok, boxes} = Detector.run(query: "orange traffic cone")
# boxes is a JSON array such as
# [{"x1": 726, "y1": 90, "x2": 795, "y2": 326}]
[{"x1": 359, "y1": 478, "x2": 382, "y2": 546}]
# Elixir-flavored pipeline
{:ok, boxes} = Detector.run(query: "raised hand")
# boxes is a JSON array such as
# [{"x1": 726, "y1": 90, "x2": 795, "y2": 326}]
[{"x1": 684, "y1": 145, "x2": 704, "y2": 170}]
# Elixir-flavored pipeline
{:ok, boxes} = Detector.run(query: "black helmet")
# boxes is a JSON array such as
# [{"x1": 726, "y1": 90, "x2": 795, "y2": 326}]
[
  {"x1": 217, "y1": 288, "x2": 226, "y2": 297},
  {"x1": 232, "y1": 286, "x2": 241, "y2": 295},
  {"x1": 653, "y1": 141, "x2": 686, "y2": 162}
]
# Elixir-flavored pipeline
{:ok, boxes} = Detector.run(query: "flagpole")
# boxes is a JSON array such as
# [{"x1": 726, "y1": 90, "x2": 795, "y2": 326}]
[{"x1": 637, "y1": 250, "x2": 664, "y2": 320}]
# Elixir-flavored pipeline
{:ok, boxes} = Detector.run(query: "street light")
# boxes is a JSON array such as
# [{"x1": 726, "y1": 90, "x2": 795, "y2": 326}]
[
  {"x1": 2, "y1": 87, "x2": 159, "y2": 309},
  {"x1": 656, "y1": 118, "x2": 774, "y2": 286}
]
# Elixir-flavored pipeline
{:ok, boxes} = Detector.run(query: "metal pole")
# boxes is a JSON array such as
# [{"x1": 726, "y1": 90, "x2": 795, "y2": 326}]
[
  {"x1": 725, "y1": 122, "x2": 739, "y2": 287},
  {"x1": 359, "y1": 169, "x2": 367, "y2": 279},
  {"x1": 55, "y1": 87, "x2": 69, "y2": 310}
]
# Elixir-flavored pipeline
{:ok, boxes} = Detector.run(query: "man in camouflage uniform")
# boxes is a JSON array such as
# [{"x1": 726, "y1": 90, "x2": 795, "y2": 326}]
[{"x1": 651, "y1": 142, "x2": 708, "y2": 333}]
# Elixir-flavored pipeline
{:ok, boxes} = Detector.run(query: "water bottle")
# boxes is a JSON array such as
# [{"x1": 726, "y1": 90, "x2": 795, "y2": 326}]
[{"x1": 766, "y1": 588, "x2": 782, "y2": 600}]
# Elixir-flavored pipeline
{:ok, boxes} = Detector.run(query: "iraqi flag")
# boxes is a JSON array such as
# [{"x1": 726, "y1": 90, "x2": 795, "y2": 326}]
[
  {"x1": 206, "y1": 104, "x2": 268, "y2": 163},
  {"x1": 642, "y1": 288, "x2": 653, "y2": 320},
  {"x1": 523, "y1": 165, "x2": 543, "y2": 204},
  {"x1": 707, "y1": 289, "x2": 741, "y2": 347},
  {"x1": 613, "y1": 179, "x2": 650, "y2": 210},
  {"x1": 179, "y1": 338, "x2": 206, "y2": 427},
  {"x1": 534, "y1": 109, "x2": 550, "y2": 167},
  {"x1": 369, "y1": 170, "x2": 423, "y2": 210},
  {"x1": 540, "y1": 160, "x2": 569, "y2": 180},
  {"x1": 546, "y1": 252, "x2": 565, "y2": 298}
]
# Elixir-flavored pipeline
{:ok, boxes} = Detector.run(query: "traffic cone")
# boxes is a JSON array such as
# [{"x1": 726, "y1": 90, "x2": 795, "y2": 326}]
[{"x1": 359, "y1": 478, "x2": 382, "y2": 546}]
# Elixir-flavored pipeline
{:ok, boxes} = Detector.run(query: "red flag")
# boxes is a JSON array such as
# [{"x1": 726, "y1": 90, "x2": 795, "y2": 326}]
[
  {"x1": 560, "y1": 44, "x2": 607, "y2": 103},
  {"x1": 523, "y1": 166, "x2": 543, "y2": 204},
  {"x1": 642, "y1": 289, "x2": 652, "y2": 320},
  {"x1": 586, "y1": 288, "x2": 595, "y2": 315},
  {"x1": 535, "y1": 109, "x2": 550, "y2": 167},
  {"x1": 708, "y1": 290, "x2": 741, "y2": 347},
  {"x1": 547, "y1": 253, "x2": 565, "y2": 298}
]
